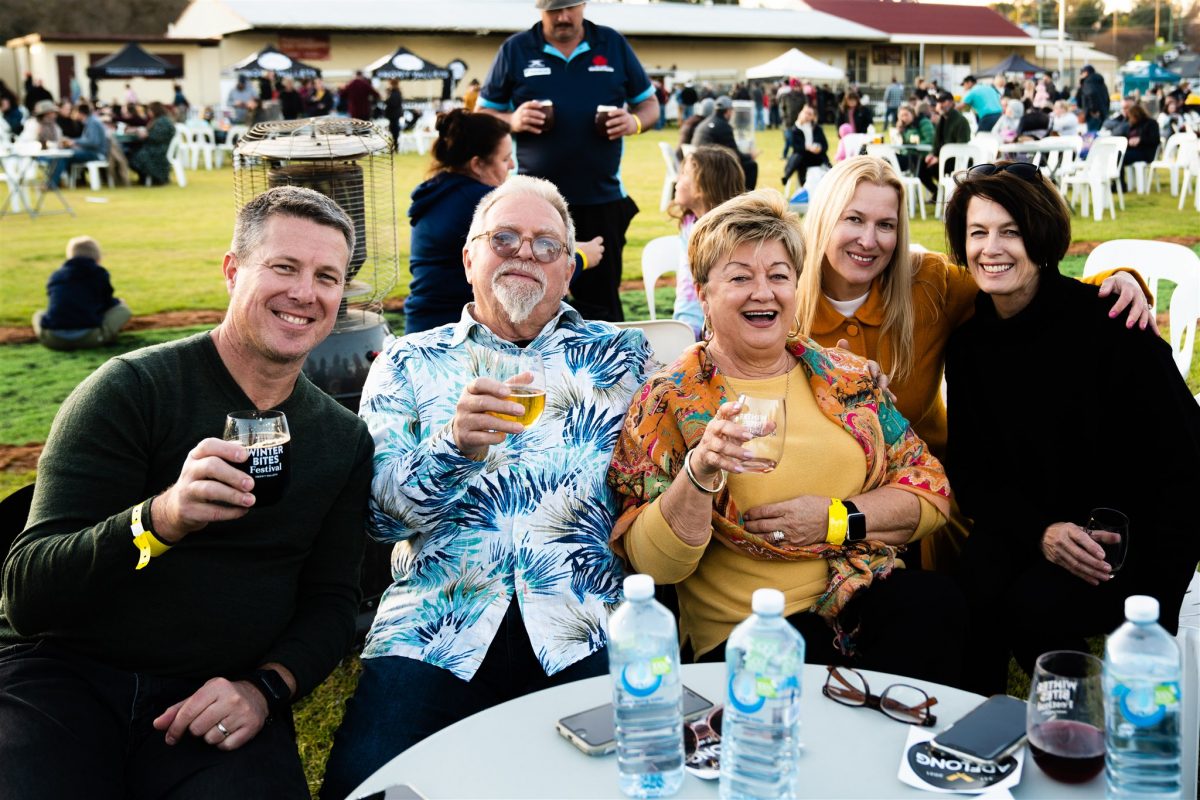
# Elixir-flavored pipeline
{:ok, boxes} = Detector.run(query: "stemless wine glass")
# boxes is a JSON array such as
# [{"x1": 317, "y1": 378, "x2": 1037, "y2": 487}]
[
  {"x1": 476, "y1": 349, "x2": 547, "y2": 429},
  {"x1": 1086, "y1": 507, "x2": 1129, "y2": 573},
  {"x1": 733, "y1": 394, "x2": 786, "y2": 473},
  {"x1": 223, "y1": 410, "x2": 291, "y2": 506},
  {"x1": 1026, "y1": 650, "x2": 1106, "y2": 784}
]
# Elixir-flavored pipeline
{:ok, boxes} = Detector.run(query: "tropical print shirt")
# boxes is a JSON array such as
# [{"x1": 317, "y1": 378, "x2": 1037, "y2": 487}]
[{"x1": 359, "y1": 303, "x2": 655, "y2": 679}]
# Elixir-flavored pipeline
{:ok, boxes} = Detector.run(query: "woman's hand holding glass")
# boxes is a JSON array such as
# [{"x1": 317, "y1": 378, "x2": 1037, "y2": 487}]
[
  {"x1": 1040, "y1": 521, "x2": 1112, "y2": 585},
  {"x1": 688, "y1": 398, "x2": 764, "y2": 485}
]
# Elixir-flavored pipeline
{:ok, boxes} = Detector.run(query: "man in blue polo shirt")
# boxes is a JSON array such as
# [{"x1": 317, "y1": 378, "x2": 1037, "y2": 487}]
[
  {"x1": 959, "y1": 74, "x2": 1002, "y2": 132},
  {"x1": 477, "y1": 0, "x2": 659, "y2": 322}
]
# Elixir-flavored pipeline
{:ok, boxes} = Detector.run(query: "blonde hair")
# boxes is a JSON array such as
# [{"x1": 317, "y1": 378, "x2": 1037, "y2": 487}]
[
  {"x1": 798, "y1": 156, "x2": 916, "y2": 381},
  {"x1": 689, "y1": 190, "x2": 804, "y2": 289},
  {"x1": 66, "y1": 236, "x2": 101, "y2": 262}
]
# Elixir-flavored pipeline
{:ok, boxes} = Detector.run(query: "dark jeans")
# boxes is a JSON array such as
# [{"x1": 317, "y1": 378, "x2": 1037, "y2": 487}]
[
  {"x1": 320, "y1": 597, "x2": 609, "y2": 800},
  {"x1": 782, "y1": 151, "x2": 826, "y2": 185},
  {"x1": 698, "y1": 568, "x2": 966, "y2": 688},
  {"x1": 0, "y1": 641, "x2": 308, "y2": 800},
  {"x1": 978, "y1": 112, "x2": 1001, "y2": 132},
  {"x1": 567, "y1": 196, "x2": 639, "y2": 322},
  {"x1": 955, "y1": 525, "x2": 1190, "y2": 697}
]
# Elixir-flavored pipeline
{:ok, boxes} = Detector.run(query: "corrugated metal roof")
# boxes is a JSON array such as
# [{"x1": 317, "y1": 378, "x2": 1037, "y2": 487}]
[
  {"x1": 804, "y1": 0, "x2": 1029, "y2": 40},
  {"x1": 188, "y1": 0, "x2": 887, "y2": 41}
]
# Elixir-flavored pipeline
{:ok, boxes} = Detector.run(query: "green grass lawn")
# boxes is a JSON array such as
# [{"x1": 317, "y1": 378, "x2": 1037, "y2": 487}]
[{"x1": 4, "y1": 125, "x2": 1200, "y2": 795}]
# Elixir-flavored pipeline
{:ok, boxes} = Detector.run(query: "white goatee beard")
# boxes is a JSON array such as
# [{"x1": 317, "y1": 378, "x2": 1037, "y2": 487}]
[{"x1": 491, "y1": 260, "x2": 547, "y2": 325}]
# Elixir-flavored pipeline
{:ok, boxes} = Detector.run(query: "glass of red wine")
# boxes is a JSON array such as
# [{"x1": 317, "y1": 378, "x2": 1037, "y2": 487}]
[
  {"x1": 1086, "y1": 507, "x2": 1129, "y2": 573},
  {"x1": 1026, "y1": 650, "x2": 1106, "y2": 783}
]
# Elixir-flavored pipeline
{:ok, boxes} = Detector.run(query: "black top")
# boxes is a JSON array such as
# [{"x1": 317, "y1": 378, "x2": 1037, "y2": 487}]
[
  {"x1": 40, "y1": 257, "x2": 118, "y2": 330},
  {"x1": 945, "y1": 270, "x2": 1200, "y2": 605}
]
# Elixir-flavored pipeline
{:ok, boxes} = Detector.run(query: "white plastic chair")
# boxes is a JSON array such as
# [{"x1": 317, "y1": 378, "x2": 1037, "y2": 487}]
[
  {"x1": 1039, "y1": 135, "x2": 1083, "y2": 183},
  {"x1": 410, "y1": 111, "x2": 438, "y2": 156},
  {"x1": 839, "y1": 133, "x2": 871, "y2": 160},
  {"x1": 866, "y1": 143, "x2": 925, "y2": 220},
  {"x1": 1083, "y1": 239, "x2": 1200, "y2": 377},
  {"x1": 934, "y1": 143, "x2": 985, "y2": 219},
  {"x1": 613, "y1": 320, "x2": 695, "y2": 366},
  {"x1": 1177, "y1": 140, "x2": 1200, "y2": 212},
  {"x1": 173, "y1": 123, "x2": 197, "y2": 171},
  {"x1": 969, "y1": 132, "x2": 1001, "y2": 162},
  {"x1": 69, "y1": 156, "x2": 113, "y2": 191},
  {"x1": 1149, "y1": 131, "x2": 1198, "y2": 196},
  {"x1": 658, "y1": 141, "x2": 679, "y2": 213},
  {"x1": 1062, "y1": 137, "x2": 1127, "y2": 222},
  {"x1": 154, "y1": 135, "x2": 188, "y2": 188},
  {"x1": 640, "y1": 235, "x2": 684, "y2": 320},
  {"x1": 185, "y1": 121, "x2": 217, "y2": 170},
  {"x1": 216, "y1": 125, "x2": 248, "y2": 169},
  {"x1": 962, "y1": 110, "x2": 978, "y2": 136}
]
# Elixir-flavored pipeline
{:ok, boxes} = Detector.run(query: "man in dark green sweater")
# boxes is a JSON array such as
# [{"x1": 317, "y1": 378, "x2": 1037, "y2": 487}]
[{"x1": 0, "y1": 186, "x2": 373, "y2": 798}]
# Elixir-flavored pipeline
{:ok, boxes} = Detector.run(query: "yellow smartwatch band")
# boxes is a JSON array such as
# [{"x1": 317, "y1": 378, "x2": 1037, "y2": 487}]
[
  {"x1": 826, "y1": 498, "x2": 849, "y2": 546},
  {"x1": 633, "y1": 114, "x2": 643, "y2": 135},
  {"x1": 131, "y1": 498, "x2": 171, "y2": 570},
  {"x1": 576, "y1": 248, "x2": 589, "y2": 271}
]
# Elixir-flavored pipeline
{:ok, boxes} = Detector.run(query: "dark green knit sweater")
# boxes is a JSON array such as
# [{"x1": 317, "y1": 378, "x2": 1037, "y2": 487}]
[{"x1": 0, "y1": 332, "x2": 373, "y2": 698}]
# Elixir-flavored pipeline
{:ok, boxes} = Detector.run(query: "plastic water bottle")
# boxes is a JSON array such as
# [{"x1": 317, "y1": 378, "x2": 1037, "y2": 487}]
[
  {"x1": 1104, "y1": 595, "x2": 1183, "y2": 799},
  {"x1": 720, "y1": 588, "x2": 805, "y2": 800},
  {"x1": 609, "y1": 573, "x2": 685, "y2": 798}
]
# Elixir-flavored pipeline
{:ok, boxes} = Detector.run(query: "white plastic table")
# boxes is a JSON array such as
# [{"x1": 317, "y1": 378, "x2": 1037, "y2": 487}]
[
  {"x1": 349, "y1": 663, "x2": 1103, "y2": 799},
  {"x1": 0, "y1": 149, "x2": 75, "y2": 219}
]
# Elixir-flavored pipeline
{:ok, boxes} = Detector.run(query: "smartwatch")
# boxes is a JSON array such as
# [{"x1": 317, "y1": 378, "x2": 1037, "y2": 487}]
[
  {"x1": 843, "y1": 500, "x2": 867, "y2": 542},
  {"x1": 239, "y1": 668, "x2": 292, "y2": 720}
]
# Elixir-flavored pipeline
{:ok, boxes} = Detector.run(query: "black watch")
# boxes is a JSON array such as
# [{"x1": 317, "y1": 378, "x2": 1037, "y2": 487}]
[
  {"x1": 239, "y1": 668, "x2": 291, "y2": 720},
  {"x1": 843, "y1": 500, "x2": 867, "y2": 542}
]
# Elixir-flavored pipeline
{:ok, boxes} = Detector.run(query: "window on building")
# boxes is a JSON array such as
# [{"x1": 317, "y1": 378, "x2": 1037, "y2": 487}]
[
  {"x1": 952, "y1": 50, "x2": 972, "y2": 66},
  {"x1": 846, "y1": 49, "x2": 869, "y2": 84}
]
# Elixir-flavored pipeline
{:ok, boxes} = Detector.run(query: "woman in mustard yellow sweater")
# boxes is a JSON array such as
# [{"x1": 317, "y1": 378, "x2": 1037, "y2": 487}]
[{"x1": 795, "y1": 156, "x2": 1153, "y2": 570}]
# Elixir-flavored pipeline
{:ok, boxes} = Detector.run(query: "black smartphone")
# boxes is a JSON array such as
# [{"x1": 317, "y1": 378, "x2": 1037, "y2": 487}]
[
  {"x1": 930, "y1": 694, "x2": 1028, "y2": 765},
  {"x1": 555, "y1": 686, "x2": 715, "y2": 756}
]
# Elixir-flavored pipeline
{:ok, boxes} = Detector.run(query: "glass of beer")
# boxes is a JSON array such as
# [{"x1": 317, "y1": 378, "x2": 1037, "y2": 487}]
[
  {"x1": 223, "y1": 410, "x2": 290, "y2": 506},
  {"x1": 733, "y1": 394, "x2": 786, "y2": 473},
  {"x1": 480, "y1": 350, "x2": 547, "y2": 429},
  {"x1": 538, "y1": 99, "x2": 555, "y2": 133},
  {"x1": 595, "y1": 105, "x2": 619, "y2": 138}
]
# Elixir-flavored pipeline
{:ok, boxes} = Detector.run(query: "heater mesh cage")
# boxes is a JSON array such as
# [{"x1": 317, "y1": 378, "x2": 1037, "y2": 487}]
[{"x1": 232, "y1": 118, "x2": 398, "y2": 322}]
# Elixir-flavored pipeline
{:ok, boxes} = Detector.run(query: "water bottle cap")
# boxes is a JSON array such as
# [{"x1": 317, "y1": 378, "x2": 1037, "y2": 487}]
[
  {"x1": 751, "y1": 588, "x2": 785, "y2": 615},
  {"x1": 1124, "y1": 595, "x2": 1159, "y2": 623},
  {"x1": 623, "y1": 573, "x2": 655, "y2": 601}
]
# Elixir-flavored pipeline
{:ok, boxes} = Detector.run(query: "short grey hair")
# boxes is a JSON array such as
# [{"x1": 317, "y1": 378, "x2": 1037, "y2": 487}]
[
  {"x1": 466, "y1": 175, "x2": 576, "y2": 256},
  {"x1": 231, "y1": 186, "x2": 356, "y2": 265},
  {"x1": 66, "y1": 235, "x2": 101, "y2": 261}
]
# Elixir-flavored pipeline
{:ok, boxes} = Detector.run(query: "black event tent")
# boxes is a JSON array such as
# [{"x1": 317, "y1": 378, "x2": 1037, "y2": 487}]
[
  {"x1": 978, "y1": 53, "x2": 1046, "y2": 76},
  {"x1": 232, "y1": 45, "x2": 322, "y2": 79},
  {"x1": 367, "y1": 47, "x2": 451, "y2": 80},
  {"x1": 87, "y1": 43, "x2": 182, "y2": 80}
]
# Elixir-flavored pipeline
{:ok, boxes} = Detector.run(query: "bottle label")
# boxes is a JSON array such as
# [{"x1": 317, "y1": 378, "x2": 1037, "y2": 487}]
[
  {"x1": 1112, "y1": 680, "x2": 1180, "y2": 728},
  {"x1": 621, "y1": 657, "x2": 671, "y2": 697}
]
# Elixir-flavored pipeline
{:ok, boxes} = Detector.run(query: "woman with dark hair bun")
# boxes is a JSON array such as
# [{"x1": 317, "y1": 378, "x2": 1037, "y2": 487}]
[{"x1": 404, "y1": 109, "x2": 603, "y2": 334}]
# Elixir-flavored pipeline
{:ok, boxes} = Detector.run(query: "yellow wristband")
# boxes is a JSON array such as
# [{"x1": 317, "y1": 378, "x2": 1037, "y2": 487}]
[
  {"x1": 826, "y1": 498, "x2": 849, "y2": 546},
  {"x1": 576, "y1": 248, "x2": 588, "y2": 271},
  {"x1": 633, "y1": 114, "x2": 643, "y2": 135},
  {"x1": 131, "y1": 498, "x2": 171, "y2": 570}
]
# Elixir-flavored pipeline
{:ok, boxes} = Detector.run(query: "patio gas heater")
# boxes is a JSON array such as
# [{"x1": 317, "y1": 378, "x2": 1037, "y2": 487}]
[{"x1": 233, "y1": 117, "x2": 398, "y2": 411}]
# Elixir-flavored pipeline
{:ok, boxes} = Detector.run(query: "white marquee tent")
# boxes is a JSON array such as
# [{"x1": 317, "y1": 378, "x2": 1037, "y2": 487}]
[{"x1": 745, "y1": 48, "x2": 845, "y2": 82}]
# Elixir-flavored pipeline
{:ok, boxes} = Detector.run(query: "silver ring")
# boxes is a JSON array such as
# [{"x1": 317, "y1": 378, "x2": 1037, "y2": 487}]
[
  {"x1": 771, "y1": 530, "x2": 785, "y2": 543},
  {"x1": 216, "y1": 721, "x2": 230, "y2": 738}
]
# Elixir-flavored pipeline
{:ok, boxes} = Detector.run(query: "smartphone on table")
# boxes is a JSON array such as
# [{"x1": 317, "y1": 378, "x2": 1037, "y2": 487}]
[
  {"x1": 929, "y1": 694, "x2": 1028, "y2": 765},
  {"x1": 556, "y1": 686, "x2": 714, "y2": 756}
]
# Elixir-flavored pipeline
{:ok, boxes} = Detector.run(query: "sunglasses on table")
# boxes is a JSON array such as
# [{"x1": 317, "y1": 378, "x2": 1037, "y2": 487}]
[
  {"x1": 471, "y1": 229, "x2": 568, "y2": 264},
  {"x1": 821, "y1": 665, "x2": 938, "y2": 727},
  {"x1": 965, "y1": 162, "x2": 1043, "y2": 182}
]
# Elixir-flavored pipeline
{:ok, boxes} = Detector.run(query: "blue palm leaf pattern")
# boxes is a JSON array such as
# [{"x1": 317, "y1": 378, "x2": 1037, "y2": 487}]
[{"x1": 358, "y1": 306, "x2": 652, "y2": 680}]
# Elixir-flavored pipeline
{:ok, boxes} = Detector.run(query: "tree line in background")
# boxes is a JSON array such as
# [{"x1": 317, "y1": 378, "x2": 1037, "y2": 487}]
[
  {"x1": 1, "y1": 0, "x2": 188, "y2": 47},
  {"x1": 991, "y1": 0, "x2": 1200, "y2": 62}
]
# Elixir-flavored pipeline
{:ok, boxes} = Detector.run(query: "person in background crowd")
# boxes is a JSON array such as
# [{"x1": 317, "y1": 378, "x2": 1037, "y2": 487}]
[
  {"x1": 32, "y1": 236, "x2": 131, "y2": 351},
  {"x1": 654, "y1": 76, "x2": 669, "y2": 130},
  {"x1": 779, "y1": 79, "x2": 807, "y2": 159},
  {"x1": 895, "y1": 104, "x2": 934, "y2": 173},
  {"x1": 669, "y1": 145, "x2": 746, "y2": 338},
  {"x1": 320, "y1": 176, "x2": 654, "y2": 798},
  {"x1": 1077, "y1": 64, "x2": 1110, "y2": 133},
  {"x1": 227, "y1": 77, "x2": 257, "y2": 124},
  {"x1": 305, "y1": 77, "x2": 334, "y2": 117},
  {"x1": 1121, "y1": 103, "x2": 1161, "y2": 191},
  {"x1": 0, "y1": 187, "x2": 372, "y2": 800},
  {"x1": 692, "y1": 95, "x2": 758, "y2": 190},
  {"x1": 1102, "y1": 94, "x2": 1134, "y2": 136},
  {"x1": 24, "y1": 74, "x2": 53, "y2": 114},
  {"x1": 173, "y1": 83, "x2": 190, "y2": 114},
  {"x1": 942, "y1": 162, "x2": 1200, "y2": 695},
  {"x1": 921, "y1": 91, "x2": 970, "y2": 199},
  {"x1": 1049, "y1": 99, "x2": 1080, "y2": 136},
  {"x1": 1157, "y1": 95, "x2": 1183, "y2": 138},
  {"x1": 278, "y1": 77, "x2": 303, "y2": 121},
  {"x1": 384, "y1": 79, "x2": 405, "y2": 149},
  {"x1": 883, "y1": 76, "x2": 905, "y2": 126},
  {"x1": 462, "y1": 78, "x2": 481, "y2": 112},
  {"x1": 477, "y1": 0, "x2": 659, "y2": 323},
  {"x1": 781, "y1": 105, "x2": 829, "y2": 188},
  {"x1": 1015, "y1": 102, "x2": 1051, "y2": 141},
  {"x1": 960, "y1": 74, "x2": 1002, "y2": 131},
  {"x1": 678, "y1": 97, "x2": 714, "y2": 162},
  {"x1": 129, "y1": 101, "x2": 176, "y2": 186},
  {"x1": 18, "y1": 100, "x2": 63, "y2": 150},
  {"x1": 0, "y1": 80, "x2": 22, "y2": 135},
  {"x1": 57, "y1": 101, "x2": 82, "y2": 138},
  {"x1": 341, "y1": 71, "x2": 378, "y2": 121},
  {"x1": 679, "y1": 82, "x2": 699, "y2": 121},
  {"x1": 837, "y1": 90, "x2": 873, "y2": 134},
  {"x1": 913, "y1": 76, "x2": 929, "y2": 102},
  {"x1": 992, "y1": 99, "x2": 1023, "y2": 143},
  {"x1": 46, "y1": 102, "x2": 109, "y2": 189}
]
